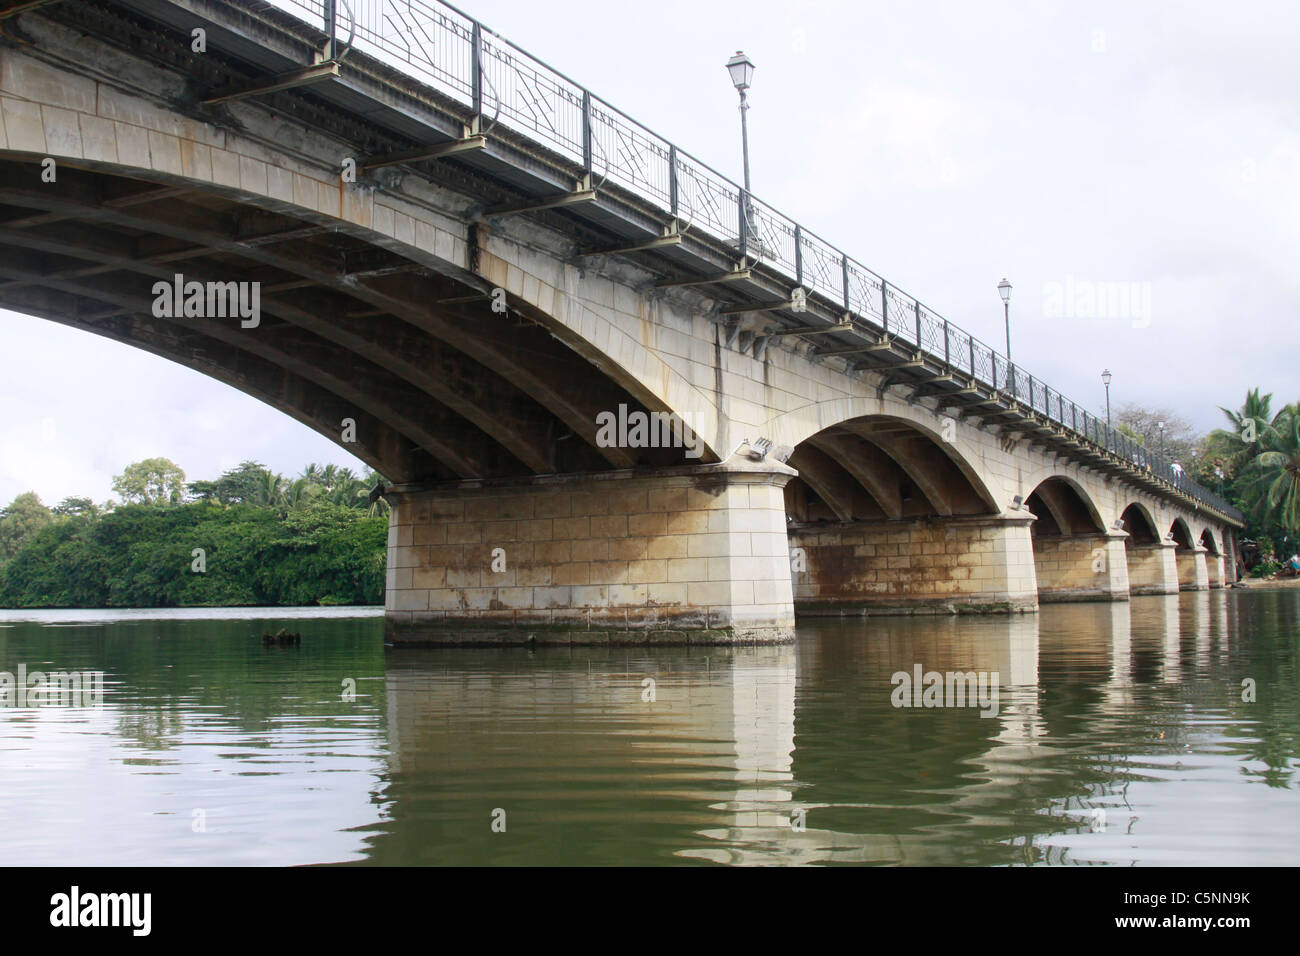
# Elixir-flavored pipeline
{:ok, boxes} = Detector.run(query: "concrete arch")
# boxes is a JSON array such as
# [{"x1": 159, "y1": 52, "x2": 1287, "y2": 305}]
[
  {"x1": 1024, "y1": 476, "x2": 1123, "y2": 603},
  {"x1": 1119, "y1": 502, "x2": 1161, "y2": 544},
  {"x1": 0, "y1": 152, "x2": 703, "y2": 479},
  {"x1": 1024, "y1": 475, "x2": 1106, "y2": 536},
  {"x1": 1199, "y1": 527, "x2": 1222, "y2": 555},
  {"x1": 771, "y1": 399, "x2": 1000, "y2": 517},
  {"x1": 1169, "y1": 517, "x2": 1196, "y2": 550},
  {"x1": 784, "y1": 418, "x2": 999, "y2": 522}
]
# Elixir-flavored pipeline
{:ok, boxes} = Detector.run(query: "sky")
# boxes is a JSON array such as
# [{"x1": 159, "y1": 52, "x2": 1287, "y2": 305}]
[{"x1": 3, "y1": 0, "x2": 1297, "y2": 506}]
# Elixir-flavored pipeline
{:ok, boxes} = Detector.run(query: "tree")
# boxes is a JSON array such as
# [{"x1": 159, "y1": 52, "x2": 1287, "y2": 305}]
[
  {"x1": 1221, "y1": 388, "x2": 1273, "y2": 446},
  {"x1": 112, "y1": 458, "x2": 187, "y2": 505},
  {"x1": 187, "y1": 460, "x2": 268, "y2": 505},
  {"x1": 52, "y1": 496, "x2": 98, "y2": 518},
  {"x1": 1238, "y1": 404, "x2": 1300, "y2": 539},
  {"x1": 1219, "y1": 388, "x2": 1274, "y2": 474},
  {"x1": 0, "y1": 492, "x2": 53, "y2": 564},
  {"x1": 1191, "y1": 429, "x2": 1240, "y2": 488},
  {"x1": 1114, "y1": 403, "x2": 1197, "y2": 464}
]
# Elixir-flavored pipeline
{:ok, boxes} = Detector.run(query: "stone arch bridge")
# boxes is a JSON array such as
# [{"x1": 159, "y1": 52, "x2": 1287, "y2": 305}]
[{"x1": 0, "y1": 0, "x2": 1242, "y2": 643}]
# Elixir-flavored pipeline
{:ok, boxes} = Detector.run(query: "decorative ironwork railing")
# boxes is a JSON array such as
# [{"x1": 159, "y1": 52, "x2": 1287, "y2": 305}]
[{"x1": 261, "y1": 0, "x2": 1242, "y2": 522}]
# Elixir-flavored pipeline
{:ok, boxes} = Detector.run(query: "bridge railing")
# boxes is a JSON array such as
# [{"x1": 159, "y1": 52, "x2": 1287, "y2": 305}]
[{"x1": 261, "y1": 0, "x2": 1242, "y2": 523}]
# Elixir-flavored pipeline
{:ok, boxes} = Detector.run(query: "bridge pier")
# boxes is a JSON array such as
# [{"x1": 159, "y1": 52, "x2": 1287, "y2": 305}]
[
  {"x1": 383, "y1": 460, "x2": 797, "y2": 645},
  {"x1": 1178, "y1": 546, "x2": 1211, "y2": 591},
  {"x1": 1207, "y1": 552, "x2": 1227, "y2": 589},
  {"x1": 1126, "y1": 541, "x2": 1180, "y2": 595},
  {"x1": 788, "y1": 514, "x2": 1038, "y2": 615},
  {"x1": 1033, "y1": 532, "x2": 1131, "y2": 603}
]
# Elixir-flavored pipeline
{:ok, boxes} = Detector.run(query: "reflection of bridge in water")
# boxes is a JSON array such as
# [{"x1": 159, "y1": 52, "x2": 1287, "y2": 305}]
[{"x1": 367, "y1": 595, "x2": 1254, "y2": 865}]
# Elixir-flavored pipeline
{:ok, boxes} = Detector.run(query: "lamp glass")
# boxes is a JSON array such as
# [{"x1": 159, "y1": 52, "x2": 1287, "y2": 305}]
[
  {"x1": 1101, "y1": 369, "x2": 1112, "y2": 386},
  {"x1": 726, "y1": 52, "x2": 754, "y2": 90},
  {"x1": 997, "y1": 278, "x2": 1012, "y2": 302}
]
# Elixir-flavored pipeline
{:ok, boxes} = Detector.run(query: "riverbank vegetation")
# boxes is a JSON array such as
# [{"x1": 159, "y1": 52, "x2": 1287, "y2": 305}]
[
  {"x1": 0, "y1": 460, "x2": 387, "y2": 608},
  {"x1": 1117, "y1": 389, "x2": 1300, "y2": 576},
  {"x1": 1198, "y1": 391, "x2": 1299, "y2": 573}
]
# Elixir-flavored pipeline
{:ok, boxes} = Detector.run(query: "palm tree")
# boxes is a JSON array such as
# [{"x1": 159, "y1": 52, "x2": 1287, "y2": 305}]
[
  {"x1": 1238, "y1": 406, "x2": 1300, "y2": 537},
  {"x1": 285, "y1": 477, "x2": 323, "y2": 511},
  {"x1": 252, "y1": 469, "x2": 287, "y2": 508},
  {"x1": 1220, "y1": 388, "x2": 1273, "y2": 460}
]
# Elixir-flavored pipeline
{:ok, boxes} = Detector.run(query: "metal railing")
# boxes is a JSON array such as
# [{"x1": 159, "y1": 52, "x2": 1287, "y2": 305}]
[{"x1": 261, "y1": 0, "x2": 1242, "y2": 522}]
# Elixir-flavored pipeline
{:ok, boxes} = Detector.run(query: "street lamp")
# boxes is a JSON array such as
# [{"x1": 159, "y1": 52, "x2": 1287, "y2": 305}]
[
  {"x1": 726, "y1": 51, "x2": 757, "y2": 251},
  {"x1": 1157, "y1": 420, "x2": 1165, "y2": 460},
  {"x1": 1101, "y1": 369, "x2": 1112, "y2": 450},
  {"x1": 726, "y1": 51, "x2": 755, "y2": 192},
  {"x1": 998, "y1": 278, "x2": 1012, "y2": 388}
]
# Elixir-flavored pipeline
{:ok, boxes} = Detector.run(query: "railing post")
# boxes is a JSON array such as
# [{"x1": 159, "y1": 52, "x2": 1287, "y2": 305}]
[
  {"x1": 842, "y1": 255, "x2": 850, "y2": 311},
  {"x1": 738, "y1": 189, "x2": 748, "y2": 257},
  {"x1": 969, "y1": 336, "x2": 975, "y2": 376},
  {"x1": 794, "y1": 224, "x2": 802, "y2": 285},
  {"x1": 881, "y1": 281, "x2": 889, "y2": 336},
  {"x1": 581, "y1": 90, "x2": 593, "y2": 176},
  {"x1": 471, "y1": 21, "x2": 483, "y2": 120},
  {"x1": 668, "y1": 145, "x2": 678, "y2": 218},
  {"x1": 1009, "y1": 364, "x2": 1017, "y2": 400},
  {"x1": 914, "y1": 301, "x2": 921, "y2": 345},
  {"x1": 943, "y1": 320, "x2": 950, "y2": 365},
  {"x1": 324, "y1": 0, "x2": 337, "y2": 59}
]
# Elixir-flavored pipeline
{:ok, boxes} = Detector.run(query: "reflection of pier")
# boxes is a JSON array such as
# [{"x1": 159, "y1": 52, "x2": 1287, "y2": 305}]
[
  {"x1": 376, "y1": 647, "x2": 802, "y2": 865},
  {"x1": 372, "y1": 594, "x2": 1245, "y2": 865},
  {"x1": 689, "y1": 614, "x2": 1045, "y2": 865}
]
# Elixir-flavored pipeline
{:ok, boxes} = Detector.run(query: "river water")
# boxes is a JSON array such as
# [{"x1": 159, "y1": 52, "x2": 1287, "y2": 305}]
[{"x1": 0, "y1": 592, "x2": 1296, "y2": 866}]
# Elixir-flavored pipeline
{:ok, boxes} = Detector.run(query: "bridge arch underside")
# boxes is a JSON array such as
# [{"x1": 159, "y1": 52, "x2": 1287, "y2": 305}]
[
  {"x1": 1024, "y1": 477, "x2": 1127, "y2": 603},
  {"x1": 0, "y1": 159, "x2": 711, "y2": 486},
  {"x1": 785, "y1": 417, "x2": 1038, "y2": 615}
]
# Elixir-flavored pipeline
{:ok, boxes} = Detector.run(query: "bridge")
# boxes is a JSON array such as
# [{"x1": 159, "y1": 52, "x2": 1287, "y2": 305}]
[{"x1": 0, "y1": 0, "x2": 1244, "y2": 644}]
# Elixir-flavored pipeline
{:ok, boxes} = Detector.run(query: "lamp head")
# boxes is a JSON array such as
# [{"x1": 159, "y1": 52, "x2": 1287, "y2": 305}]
[
  {"x1": 726, "y1": 51, "x2": 755, "y2": 91},
  {"x1": 997, "y1": 277, "x2": 1012, "y2": 303}
]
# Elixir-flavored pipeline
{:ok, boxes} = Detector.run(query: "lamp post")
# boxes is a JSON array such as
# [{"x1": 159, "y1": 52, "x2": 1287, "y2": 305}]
[
  {"x1": 1157, "y1": 420, "x2": 1165, "y2": 461},
  {"x1": 726, "y1": 51, "x2": 756, "y2": 249},
  {"x1": 998, "y1": 278, "x2": 1012, "y2": 388},
  {"x1": 1101, "y1": 369, "x2": 1112, "y2": 451}
]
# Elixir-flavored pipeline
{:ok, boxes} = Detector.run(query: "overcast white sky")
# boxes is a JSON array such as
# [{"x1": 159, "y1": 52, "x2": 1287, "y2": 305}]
[{"x1": 2, "y1": 0, "x2": 1297, "y2": 506}]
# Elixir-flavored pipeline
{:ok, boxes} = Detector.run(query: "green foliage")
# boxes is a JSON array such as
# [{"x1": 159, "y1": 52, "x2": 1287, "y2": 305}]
[
  {"x1": 1238, "y1": 406, "x2": 1300, "y2": 537},
  {"x1": 0, "y1": 500, "x2": 386, "y2": 608},
  {"x1": 1, "y1": 455, "x2": 392, "y2": 608},
  {"x1": 1250, "y1": 559, "x2": 1282, "y2": 578},
  {"x1": 0, "y1": 492, "x2": 54, "y2": 566},
  {"x1": 111, "y1": 457, "x2": 187, "y2": 506},
  {"x1": 52, "y1": 496, "x2": 99, "y2": 518},
  {"x1": 187, "y1": 460, "x2": 386, "y2": 515}
]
